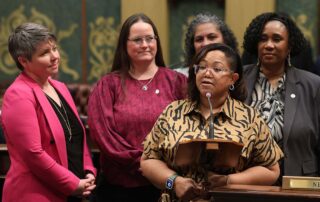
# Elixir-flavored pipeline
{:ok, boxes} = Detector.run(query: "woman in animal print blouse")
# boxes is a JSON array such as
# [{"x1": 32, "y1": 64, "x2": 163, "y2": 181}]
[{"x1": 141, "y1": 43, "x2": 283, "y2": 202}]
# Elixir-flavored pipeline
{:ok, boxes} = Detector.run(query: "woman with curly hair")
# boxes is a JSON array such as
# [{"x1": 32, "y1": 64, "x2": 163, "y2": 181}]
[
  {"x1": 175, "y1": 13, "x2": 238, "y2": 76},
  {"x1": 243, "y1": 12, "x2": 320, "y2": 181}
]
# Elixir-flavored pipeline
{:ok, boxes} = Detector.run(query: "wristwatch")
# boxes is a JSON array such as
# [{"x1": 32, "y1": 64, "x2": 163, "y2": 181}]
[{"x1": 165, "y1": 174, "x2": 178, "y2": 190}]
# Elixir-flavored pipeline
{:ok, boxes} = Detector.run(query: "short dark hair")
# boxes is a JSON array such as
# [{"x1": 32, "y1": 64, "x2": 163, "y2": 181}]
[
  {"x1": 8, "y1": 22, "x2": 56, "y2": 71},
  {"x1": 184, "y1": 13, "x2": 238, "y2": 67},
  {"x1": 111, "y1": 13, "x2": 165, "y2": 75},
  {"x1": 243, "y1": 12, "x2": 307, "y2": 57},
  {"x1": 188, "y1": 43, "x2": 247, "y2": 103}
]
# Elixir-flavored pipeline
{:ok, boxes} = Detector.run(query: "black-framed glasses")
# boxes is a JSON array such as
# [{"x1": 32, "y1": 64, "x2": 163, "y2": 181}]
[
  {"x1": 128, "y1": 35, "x2": 157, "y2": 45},
  {"x1": 193, "y1": 64, "x2": 233, "y2": 75}
]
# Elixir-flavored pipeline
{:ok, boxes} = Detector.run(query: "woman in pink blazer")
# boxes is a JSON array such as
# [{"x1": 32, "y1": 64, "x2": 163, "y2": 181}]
[{"x1": 1, "y1": 23, "x2": 96, "y2": 202}]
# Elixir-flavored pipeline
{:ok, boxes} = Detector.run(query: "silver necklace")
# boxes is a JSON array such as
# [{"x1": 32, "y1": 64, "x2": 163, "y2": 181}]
[
  {"x1": 47, "y1": 95, "x2": 72, "y2": 141},
  {"x1": 138, "y1": 76, "x2": 155, "y2": 91}
]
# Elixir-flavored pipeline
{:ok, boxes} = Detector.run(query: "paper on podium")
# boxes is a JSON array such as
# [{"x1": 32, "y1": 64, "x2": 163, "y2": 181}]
[{"x1": 174, "y1": 139, "x2": 244, "y2": 169}]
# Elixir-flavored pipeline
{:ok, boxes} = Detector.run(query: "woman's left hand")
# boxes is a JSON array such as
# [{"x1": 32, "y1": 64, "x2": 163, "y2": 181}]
[{"x1": 207, "y1": 172, "x2": 229, "y2": 189}]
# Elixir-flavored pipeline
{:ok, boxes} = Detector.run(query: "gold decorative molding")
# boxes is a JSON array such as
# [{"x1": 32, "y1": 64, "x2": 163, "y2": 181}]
[
  {"x1": 88, "y1": 16, "x2": 119, "y2": 81},
  {"x1": 0, "y1": 5, "x2": 79, "y2": 80}
]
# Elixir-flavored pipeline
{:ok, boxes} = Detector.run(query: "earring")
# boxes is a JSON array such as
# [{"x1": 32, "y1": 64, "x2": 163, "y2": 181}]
[
  {"x1": 256, "y1": 58, "x2": 260, "y2": 67},
  {"x1": 229, "y1": 84, "x2": 235, "y2": 91},
  {"x1": 287, "y1": 53, "x2": 292, "y2": 67}
]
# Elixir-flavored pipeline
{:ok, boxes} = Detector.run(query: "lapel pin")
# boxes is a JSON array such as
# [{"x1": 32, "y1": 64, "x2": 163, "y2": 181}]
[
  {"x1": 155, "y1": 89, "x2": 160, "y2": 94},
  {"x1": 290, "y1": 93, "x2": 296, "y2": 99}
]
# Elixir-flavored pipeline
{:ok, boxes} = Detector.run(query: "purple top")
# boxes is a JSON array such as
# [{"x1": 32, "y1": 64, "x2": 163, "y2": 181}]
[{"x1": 88, "y1": 67, "x2": 187, "y2": 187}]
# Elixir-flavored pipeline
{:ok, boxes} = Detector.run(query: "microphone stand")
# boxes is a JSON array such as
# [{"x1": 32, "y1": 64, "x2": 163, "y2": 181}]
[
  {"x1": 206, "y1": 93, "x2": 214, "y2": 139},
  {"x1": 174, "y1": 92, "x2": 244, "y2": 197},
  {"x1": 175, "y1": 93, "x2": 244, "y2": 199},
  {"x1": 204, "y1": 92, "x2": 216, "y2": 197}
]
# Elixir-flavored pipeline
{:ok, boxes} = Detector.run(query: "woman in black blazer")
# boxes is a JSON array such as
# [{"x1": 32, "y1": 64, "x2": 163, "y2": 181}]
[{"x1": 242, "y1": 12, "x2": 320, "y2": 182}]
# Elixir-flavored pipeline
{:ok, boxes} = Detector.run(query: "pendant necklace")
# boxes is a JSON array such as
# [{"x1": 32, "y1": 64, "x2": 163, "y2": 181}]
[
  {"x1": 138, "y1": 76, "x2": 155, "y2": 91},
  {"x1": 129, "y1": 67, "x2": 157, "y2": 91},
  {"x1": 46, "y1": 95, "x2": 73, "y2": 141}
]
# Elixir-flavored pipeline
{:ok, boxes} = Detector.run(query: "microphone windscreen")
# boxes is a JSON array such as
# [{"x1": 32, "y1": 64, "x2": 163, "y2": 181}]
[{"x1": 206, "y1": 92, "x2": 211, "y2": 98}]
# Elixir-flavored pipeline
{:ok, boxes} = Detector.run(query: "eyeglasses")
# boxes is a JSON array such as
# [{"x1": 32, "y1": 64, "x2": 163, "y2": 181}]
[
  {"x1": 193, "y1": 64, "x2": 233, "y2": 75},
  {"x1": 128, "y1": 35, "x2": 157, "y2": 45}
]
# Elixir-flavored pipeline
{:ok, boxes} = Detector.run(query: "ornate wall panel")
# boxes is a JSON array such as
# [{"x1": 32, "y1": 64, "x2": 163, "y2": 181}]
[
  {"x1": 0, "y1": 0, "x2": 318, "y2": 87},
  {"x1": 0, "y1": 0, "x2": 120, "y2": 86},
  {"x1": 86, "y1": 1, "x2": 120, "y2": 82},
  {"x1": 0, "y1": 0, "x2": 81, "y2": 84}
]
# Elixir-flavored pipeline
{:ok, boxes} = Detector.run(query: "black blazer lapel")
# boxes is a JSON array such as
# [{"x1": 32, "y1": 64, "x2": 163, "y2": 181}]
[
  {"x1": 283, "y1": 68, "x2": 299, "y2": 147},
  {"x1": 244, "y1": 64, "x2": 259, "y2": 104}
]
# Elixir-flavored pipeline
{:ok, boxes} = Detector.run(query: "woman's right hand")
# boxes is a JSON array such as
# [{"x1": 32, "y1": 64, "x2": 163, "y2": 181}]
[{"x1": 174, "y1": 176, "x2": 203, "y2": 201}]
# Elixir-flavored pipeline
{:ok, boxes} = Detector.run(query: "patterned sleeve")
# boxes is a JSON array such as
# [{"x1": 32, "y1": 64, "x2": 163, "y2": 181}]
[
  {"x1": 143, "y1": 104, "x2": 171, "y2": 160},
  {"x1": 249, "y1": 115, "x2": 284, "y2": 167}
]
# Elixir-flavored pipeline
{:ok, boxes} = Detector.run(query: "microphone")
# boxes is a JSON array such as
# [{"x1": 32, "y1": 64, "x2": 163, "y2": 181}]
[{"x1": 206, "y1": 92, "x2": 214, "y2": 139}]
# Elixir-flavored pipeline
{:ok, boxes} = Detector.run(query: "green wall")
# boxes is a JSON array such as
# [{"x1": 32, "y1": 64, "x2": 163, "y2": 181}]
[
  {"x1": 0, "y1": 0, "x2": 120, "y2": 86},
  {"x1": 0, "y1": 0, "x2": 319, "y2": 87}
]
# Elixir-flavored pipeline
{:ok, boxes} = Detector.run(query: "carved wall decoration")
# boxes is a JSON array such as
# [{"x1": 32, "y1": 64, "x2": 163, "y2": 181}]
[
  {"x1": 88, "y1": 16, "x2": 119, "y2": 81},
  {"x1": 0, "y1": 5, "x2": 79, "y2": 80}
]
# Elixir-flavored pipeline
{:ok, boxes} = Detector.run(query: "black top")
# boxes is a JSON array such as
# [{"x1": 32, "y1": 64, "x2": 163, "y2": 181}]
[{"x1": 46, "y1": 92, "x2": 84, "y2": 179}]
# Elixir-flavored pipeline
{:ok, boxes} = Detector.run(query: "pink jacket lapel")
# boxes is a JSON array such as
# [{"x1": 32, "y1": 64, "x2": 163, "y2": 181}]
[{"x1": 20, "y1": 74, "x2": 68, "y2": 167}]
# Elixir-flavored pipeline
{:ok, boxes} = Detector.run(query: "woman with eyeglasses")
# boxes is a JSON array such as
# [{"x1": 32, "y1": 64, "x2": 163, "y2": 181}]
[
  {"x1": 141, "y1": 43, "x2": 283, "y2": 202},
  {"x1": 87, "y1": 13, "x2": 187, "y2": 202}
]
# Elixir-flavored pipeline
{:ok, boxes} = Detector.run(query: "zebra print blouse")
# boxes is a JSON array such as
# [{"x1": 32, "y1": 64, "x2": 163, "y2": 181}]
[
  {"x1": 143, "y1": 97, "x2": 283, "y2": 182},
  {"x1": 250, "y1": 71, "x2": 285, "y2": 148}
]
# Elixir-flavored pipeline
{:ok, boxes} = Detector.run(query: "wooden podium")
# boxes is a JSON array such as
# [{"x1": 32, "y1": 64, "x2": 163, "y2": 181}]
[
  {"x1": 209, "y1": 184, "x2": 320, "y2": 202},
  {"x1": 173, "y1": 140, "x2": 320, "y2": 201},
  {"x1": 174, "y1": 139, "x2": 244, "y2": 169}
]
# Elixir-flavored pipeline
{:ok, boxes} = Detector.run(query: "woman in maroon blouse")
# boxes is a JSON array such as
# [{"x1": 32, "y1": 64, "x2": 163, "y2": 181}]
[{"x1": 87, "y1": 13, "x2": 187, "y2": 202}]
